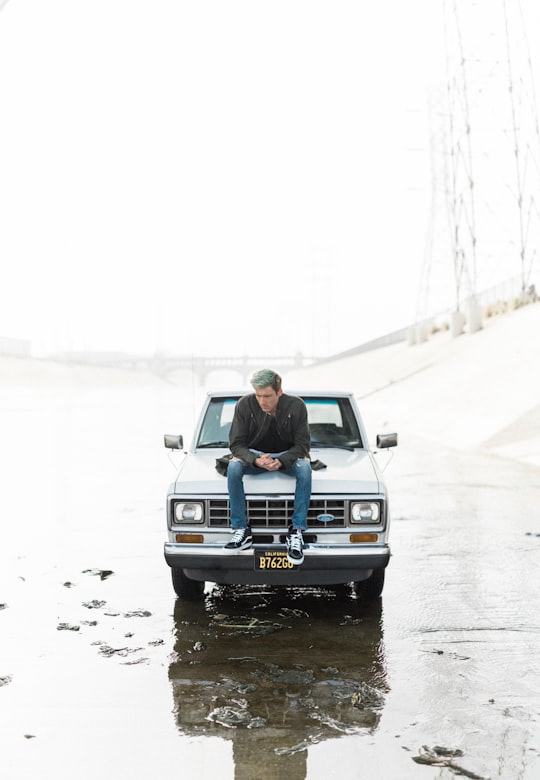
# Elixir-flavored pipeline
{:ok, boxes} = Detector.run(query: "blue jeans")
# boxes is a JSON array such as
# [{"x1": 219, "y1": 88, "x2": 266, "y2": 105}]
[{"x1": 227, "y1": 456, "x2": 312, "y2": 531}]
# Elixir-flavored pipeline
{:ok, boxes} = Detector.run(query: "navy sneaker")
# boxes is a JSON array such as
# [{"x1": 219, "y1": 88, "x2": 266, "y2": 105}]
[
  {"x1": 225, "y1": 526, "x2": 253, "y2": 550},
  {"x1": 286, "y1": 528, "x2": 304, "y2": 565}
]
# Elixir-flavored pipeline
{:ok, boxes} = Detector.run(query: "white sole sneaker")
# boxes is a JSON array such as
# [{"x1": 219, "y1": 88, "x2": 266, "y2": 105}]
[
  {"x1": 286, "y1": 531, "x2": 304, "y2": 565},
  {"x1": 224, "y1": 527, "x2": 253, "y2": 550}
]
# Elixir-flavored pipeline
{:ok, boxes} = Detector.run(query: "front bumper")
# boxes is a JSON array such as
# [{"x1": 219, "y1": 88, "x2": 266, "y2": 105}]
[{"x1": 163, "y1": 542, "x2": 390, "y2": 586}]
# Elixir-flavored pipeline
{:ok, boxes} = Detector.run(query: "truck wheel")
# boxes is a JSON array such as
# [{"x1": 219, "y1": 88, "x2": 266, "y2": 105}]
[
  {"x1": 171, "y1": 568, "x2": 204, "y2": 600},
  {"x1": 353, "y1": 568, "x2": 385, "y2": 599}
]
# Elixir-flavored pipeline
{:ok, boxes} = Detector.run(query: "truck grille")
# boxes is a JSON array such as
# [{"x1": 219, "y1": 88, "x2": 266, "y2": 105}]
[{"x1": 208, "y1": 498, "x2": 346, "y2": 528}]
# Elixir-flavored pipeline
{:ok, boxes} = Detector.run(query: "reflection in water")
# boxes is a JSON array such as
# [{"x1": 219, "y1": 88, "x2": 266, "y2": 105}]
[{"x1": 169, "y1": 586, "x2": 387, "y2": 780}]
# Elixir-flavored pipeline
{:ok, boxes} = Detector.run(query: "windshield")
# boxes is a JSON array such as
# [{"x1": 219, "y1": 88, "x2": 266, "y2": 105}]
[
  {"x1": 197, "y1": 397, "x2": 240, "y2": 448},
  {"x1": 304, "y1": 397, "x2": 363, "y2": 448},
  {"x1": 196, "y1": 396, "x2": 363, "y2": 449}
]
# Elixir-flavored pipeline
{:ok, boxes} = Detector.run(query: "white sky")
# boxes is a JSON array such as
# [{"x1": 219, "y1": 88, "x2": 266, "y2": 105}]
[{"x1": 0, "y1": 0, "x2": 538, "y2": 358}]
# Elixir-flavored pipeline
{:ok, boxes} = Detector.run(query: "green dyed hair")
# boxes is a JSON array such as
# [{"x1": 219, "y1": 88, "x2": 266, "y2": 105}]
[{"x1": 250, "y1": 368, "x2": 282, "y2": 392}]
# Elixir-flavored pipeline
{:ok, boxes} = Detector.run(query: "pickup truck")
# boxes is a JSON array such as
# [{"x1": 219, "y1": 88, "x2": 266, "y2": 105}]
[{"x1": 163, "y1": 390, "x2": 397, "y2": 599}]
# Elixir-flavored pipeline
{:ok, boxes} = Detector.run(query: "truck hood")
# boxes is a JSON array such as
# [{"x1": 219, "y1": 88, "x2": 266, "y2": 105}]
[{"x1": 173, "y1": 448, "x2": 381, "y2": 495}]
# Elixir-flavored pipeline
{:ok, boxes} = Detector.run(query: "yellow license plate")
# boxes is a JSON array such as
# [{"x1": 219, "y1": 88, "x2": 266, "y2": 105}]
[{"x1": 254, "y1": 549, "x2": 295, "y2": 571}]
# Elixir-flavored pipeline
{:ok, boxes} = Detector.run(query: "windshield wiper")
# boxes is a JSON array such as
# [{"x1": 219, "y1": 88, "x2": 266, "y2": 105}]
[
  {"x1": 197, "y1": 441, "x2": 229, "y2": 448},
  {"x1": 310, "y1": 440, "x2": 357, "y2": 452}
]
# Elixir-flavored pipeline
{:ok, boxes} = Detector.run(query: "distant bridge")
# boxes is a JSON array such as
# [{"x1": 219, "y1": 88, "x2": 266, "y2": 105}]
[
  {"x1": 149, "y1": 353, "x2": 319, "y2": 383},
  {"x1": 50, "y1": 351, "x2": 319, "y2": 384},
  {"x1": 47, "y1": 322, "x2": 417, "y2": 384}
]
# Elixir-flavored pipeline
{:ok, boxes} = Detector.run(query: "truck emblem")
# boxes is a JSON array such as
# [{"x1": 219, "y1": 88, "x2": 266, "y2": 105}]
[{"x1": 316, "y1": 514, "x2": 334, "y2": 523}]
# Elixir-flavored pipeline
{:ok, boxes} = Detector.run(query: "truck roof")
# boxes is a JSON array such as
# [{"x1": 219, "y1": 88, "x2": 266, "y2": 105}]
[{"x1": 204, "y1": 389, "x2": 355, "y2": 399}]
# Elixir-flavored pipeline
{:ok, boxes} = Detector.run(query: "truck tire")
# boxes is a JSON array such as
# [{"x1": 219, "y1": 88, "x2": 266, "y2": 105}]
[
  {"x1": 171, "y1": 568, "x2": 205, "y2": 600},
  {"x1": 353, "y1": 568, "x2": 385, "y2": 599}
]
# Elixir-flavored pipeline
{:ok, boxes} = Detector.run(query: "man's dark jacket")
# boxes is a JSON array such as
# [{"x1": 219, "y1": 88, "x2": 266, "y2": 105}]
[{"x1": 228, "y1": 393, "x2": 310, "y2": 470}]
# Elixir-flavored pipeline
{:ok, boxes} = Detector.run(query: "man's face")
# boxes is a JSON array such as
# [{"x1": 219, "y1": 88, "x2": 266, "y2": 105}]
[{"x1": 254, "y1": 385, "x2": 282, "y2": 414}]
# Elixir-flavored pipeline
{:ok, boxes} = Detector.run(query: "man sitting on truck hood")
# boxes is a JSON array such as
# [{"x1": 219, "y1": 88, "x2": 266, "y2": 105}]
[{"x1": 224, "y1": 368, "x2": 312, "y2": 566}]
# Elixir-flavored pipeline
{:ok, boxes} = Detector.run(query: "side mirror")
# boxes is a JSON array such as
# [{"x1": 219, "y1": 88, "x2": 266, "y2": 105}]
[
  {"x1": 376, "y1": 433, "x2": 398, "y2": 449},
  {"x1": 164, "y1": 434, "x2": 183, "y2": 450}
]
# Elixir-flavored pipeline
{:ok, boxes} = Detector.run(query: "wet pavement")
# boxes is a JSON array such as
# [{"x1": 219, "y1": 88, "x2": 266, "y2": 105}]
[{"x1": 1, "y1": 384, "x2": 539, "y2": 779}]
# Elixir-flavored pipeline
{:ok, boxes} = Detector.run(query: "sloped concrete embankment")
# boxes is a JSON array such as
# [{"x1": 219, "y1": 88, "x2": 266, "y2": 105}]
[{"x1": 288, "y1": 302, "x2": 540, "y2": 470}]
